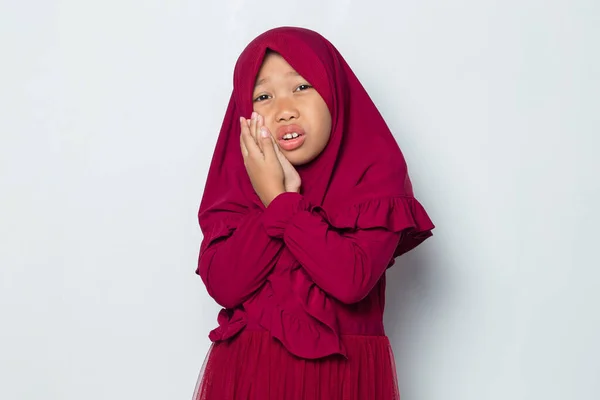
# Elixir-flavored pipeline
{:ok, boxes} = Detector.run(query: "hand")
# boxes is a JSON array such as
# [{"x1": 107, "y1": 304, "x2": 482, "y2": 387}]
[
  {"x1": 252, "y1": 114, "x2": 302, "y2": 193},
  {"x1": 240, "y1": 113, "x2": 285, "y2": 207}
]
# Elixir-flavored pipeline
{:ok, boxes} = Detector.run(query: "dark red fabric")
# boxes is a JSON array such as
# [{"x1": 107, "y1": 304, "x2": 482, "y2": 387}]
[
  {"x1": 194, "y1": 330, "x2": 400, "y2": 400},
  {"x1": 197, "y1": 26, "x2": 435, "y2": 361}
]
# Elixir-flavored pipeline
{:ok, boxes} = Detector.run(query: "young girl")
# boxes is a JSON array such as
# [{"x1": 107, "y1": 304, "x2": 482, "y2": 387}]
[{"x1": 194, "y1": 27, "x2": 434, "y2": 400}]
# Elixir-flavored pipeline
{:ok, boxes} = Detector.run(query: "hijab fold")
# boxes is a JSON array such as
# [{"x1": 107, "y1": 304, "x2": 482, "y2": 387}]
[{"x1": 199, "y1": 27, "x2": 434, "y2": 259}]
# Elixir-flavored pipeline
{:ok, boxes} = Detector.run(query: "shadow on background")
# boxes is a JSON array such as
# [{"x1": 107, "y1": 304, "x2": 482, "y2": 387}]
[{"x1": 384, "y1": 244, "x2": 445, "y2": 398}]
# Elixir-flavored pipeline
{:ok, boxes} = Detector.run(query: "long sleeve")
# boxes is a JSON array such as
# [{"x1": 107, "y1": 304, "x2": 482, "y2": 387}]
[
  {"x1": 261, "y1": 192, "x2": 402, "y2": 304},
  {"x1": 197, "y1": 210, "x2": 285, "y2": 309}
]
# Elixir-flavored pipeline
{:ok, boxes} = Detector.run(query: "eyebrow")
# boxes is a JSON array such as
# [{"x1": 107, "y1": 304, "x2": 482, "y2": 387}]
[{"x1": 254, "y1": 71, "x2": 300, "y2": 87}]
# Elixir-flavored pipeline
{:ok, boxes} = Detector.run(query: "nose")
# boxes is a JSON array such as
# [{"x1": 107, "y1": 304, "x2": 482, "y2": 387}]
[{"x1": 274, "y1": 97, "x2": 299, "y2": 122}]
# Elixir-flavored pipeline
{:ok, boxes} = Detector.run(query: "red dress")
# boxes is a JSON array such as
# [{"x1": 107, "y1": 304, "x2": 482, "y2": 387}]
[{"x1": 193, "y1": 192, "x2": 433, "y2": 399}]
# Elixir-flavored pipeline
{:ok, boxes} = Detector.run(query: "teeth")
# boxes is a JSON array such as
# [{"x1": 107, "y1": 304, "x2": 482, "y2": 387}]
[{"x1": 283, "y1": 132, "x2": 300, "y2": 140}]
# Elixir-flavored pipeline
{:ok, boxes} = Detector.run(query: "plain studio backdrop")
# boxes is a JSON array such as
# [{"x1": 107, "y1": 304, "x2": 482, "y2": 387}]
[{"x1": 1, "y1": 0, "x2": 599, "y2": 399}]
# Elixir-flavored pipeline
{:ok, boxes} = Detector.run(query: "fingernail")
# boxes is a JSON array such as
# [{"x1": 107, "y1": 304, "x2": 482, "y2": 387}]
[
  {"x1": 260, "y1": 127, "x2": 268, "y2": 137},
  {"x1": 251, "y1": 112, "x2": 257, "y2": 120}
]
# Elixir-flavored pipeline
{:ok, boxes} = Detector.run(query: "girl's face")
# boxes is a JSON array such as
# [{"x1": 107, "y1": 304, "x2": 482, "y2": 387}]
[{"x1": 252, "y1": 52, "x2": 332, "y2": 166}]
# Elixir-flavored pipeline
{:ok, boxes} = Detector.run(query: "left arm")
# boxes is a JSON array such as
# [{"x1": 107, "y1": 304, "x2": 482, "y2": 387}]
[{"x1": 262, "y1": 192, "x2": 402, "y2": 304}]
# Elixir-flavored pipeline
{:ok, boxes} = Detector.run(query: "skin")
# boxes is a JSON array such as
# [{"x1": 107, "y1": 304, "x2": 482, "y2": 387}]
[
  {"x1": 239, "y1": 114, "x2": 284, "y2": 207},
  {"x1": 239, "y1": 52, "x2": 332, "y2": 207}
]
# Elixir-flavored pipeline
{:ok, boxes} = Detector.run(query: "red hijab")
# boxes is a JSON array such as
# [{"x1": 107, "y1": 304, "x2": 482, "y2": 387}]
[{"x1": 199, "y1": 27, "x2": 433, "y2": 260}]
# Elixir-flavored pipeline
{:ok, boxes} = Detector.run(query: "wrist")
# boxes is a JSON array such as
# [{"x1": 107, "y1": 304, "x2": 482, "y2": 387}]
[{"x1": 264, "y1": 185, "x2": 286, "y2": 207}]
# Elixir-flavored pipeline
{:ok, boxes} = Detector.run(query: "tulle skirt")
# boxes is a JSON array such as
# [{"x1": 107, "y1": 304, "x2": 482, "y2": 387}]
[{"x1": 192, "y1": 329, "x2": 400, "y2": 400}]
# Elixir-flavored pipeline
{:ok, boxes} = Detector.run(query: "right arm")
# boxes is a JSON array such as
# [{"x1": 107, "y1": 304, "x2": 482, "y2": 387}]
[
  {"x1": 196, "y1": 209, "x2": 285, "y2": 309},
  {"x1": 197, "y1": 113, "x2": 294, "y2": 308}
]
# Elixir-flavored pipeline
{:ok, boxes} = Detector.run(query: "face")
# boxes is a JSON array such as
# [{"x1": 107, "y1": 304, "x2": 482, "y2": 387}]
[{"x1": 252, "y1": 52, "x2": 332, "y2": 166}]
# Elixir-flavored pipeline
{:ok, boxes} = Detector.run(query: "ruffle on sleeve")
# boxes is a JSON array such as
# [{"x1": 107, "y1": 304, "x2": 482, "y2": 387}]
[
  {"x1": 261, "y1": 192, "x2": 312, "y2": 239},
  {"x1": 199, "y1": 215, "x2": 243, "y2": 255},
  {"x1": 315, "y1": 195, "x2": 435, "y2": 257}
]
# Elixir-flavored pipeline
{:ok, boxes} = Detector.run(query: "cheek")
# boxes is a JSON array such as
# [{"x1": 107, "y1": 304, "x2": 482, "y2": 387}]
[
  {"x1": 318, "y1": 106, "x2": 332, "y2": 139},
  {"x1": 312, "y1": 114, "x2": 331, "y2": 153},
  {"x1": 253, "y1": 105, "x2": 275, "y2": 127},
  {"x1": 306, "y1": 97, "x2": 332, "y2": 132}
]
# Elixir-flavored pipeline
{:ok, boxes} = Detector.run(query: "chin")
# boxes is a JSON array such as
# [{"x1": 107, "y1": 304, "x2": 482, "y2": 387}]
[
  {"x1": 289, "y1": 157, "x2": 315, "y2": 167},
  {"x1": 287, "y1": 156, "x2": 304, "y2": 166},
  {"x1": 287, "y1": 153, "x2": 316, "y2": 167},
  {"x1": 290, "y1": 159, "x2": 306, "y2": 167}
]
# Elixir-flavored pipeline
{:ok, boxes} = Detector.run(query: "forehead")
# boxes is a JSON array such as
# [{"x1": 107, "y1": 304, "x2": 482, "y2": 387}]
[{"x1": 255, "y1": 53, "x2": 302, "y2": 84}]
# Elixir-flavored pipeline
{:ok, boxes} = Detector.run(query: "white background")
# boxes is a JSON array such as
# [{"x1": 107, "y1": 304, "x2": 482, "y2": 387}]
[{"x1": 1, "y1": 0, "x2": 599, "y2": 399}]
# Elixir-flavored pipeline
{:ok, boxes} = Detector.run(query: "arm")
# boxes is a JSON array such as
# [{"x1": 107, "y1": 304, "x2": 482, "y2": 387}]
[
  {"x1": 262, "y1": 192, "x2": 402, "y2": 304},
  {"x1": 197, "y1": 209, "x2": 285, "y2": 309}
]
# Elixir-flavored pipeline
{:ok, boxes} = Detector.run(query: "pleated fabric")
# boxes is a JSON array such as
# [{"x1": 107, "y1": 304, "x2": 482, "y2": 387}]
[{"x1": 193, "y1": 330, "x2": 400, "y2": 400}]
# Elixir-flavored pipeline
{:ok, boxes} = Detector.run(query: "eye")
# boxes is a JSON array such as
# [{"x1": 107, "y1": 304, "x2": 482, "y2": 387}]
[
  {"x1": 295, "y1": 84, "x2": 313, "y2": 92},
  {"x1": 253, "y1": 94, "x2": 271, "y2": 102}
]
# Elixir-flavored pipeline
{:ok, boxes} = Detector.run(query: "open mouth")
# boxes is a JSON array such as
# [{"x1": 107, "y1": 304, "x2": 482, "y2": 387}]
[
  {"x1": 276, "y1": 124, "x2": 306, "y2": 151},
  {"x1": 278, "y1": 133, "x2": 306, "y2": 151}
]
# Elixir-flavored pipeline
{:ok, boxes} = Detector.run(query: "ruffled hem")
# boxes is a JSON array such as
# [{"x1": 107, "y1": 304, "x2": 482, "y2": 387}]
[
  {"x1": 208, "y1": 308, "x2": 247, "y2": 342},
  {"x1": 207, "y1": 273, "x2": 346, "y2": 360},
  {"x1": 193, "y1": 330, "x2": 400, "y2": 400},
  {"x1": 316, "y1": 195, "x2": 434, "y2": 257},
  {"x1": 264, "y1": 266, "x2": 347, "y2": 359}
]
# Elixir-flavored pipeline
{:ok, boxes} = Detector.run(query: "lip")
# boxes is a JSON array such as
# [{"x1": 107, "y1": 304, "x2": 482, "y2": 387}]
[
  {"x1": 276, "y1": 124, "x2": 305, "y2": 140},
  {"x1": 276, "y1": 124, "x2": 306, "y2": 151}
]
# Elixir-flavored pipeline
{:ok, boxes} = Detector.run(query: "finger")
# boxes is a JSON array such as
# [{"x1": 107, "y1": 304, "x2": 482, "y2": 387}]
[
  {"x1": 247, "y1": 118, "x2": 253, "y2": 147},
  {"x1": 269, "y1": 132, "x2": 287, "y2": 161},
  {"x1": 259, "y1": 126, "x2": 277, "y2": 160},
  {"x1": 240, "y1": 136, "x2": 248, "y2": 157},
  {"x1": 256, "y1": 114, "x2": 264, "y2": 153},
  {"x1": 241, "y1": 116, "x2": 260, "y2": 157},
  {"x1": 250, "y1": 112, "x2": 258, "y2": 145},
  {"x1": 270, "y1": 133, "x2": 282, "y2": 154},
  {"x1": 240, "y1": 117, "x2": 249, "y2": 157}
]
